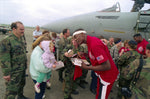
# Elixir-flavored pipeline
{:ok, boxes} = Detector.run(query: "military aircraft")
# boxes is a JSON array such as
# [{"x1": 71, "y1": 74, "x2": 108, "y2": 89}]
[
  {"x1": 42, "y1": 2, "x2": 150, "y2": 41},
  {"x1": 131, "y1": 0, "x2": 150, "y2": 12}
]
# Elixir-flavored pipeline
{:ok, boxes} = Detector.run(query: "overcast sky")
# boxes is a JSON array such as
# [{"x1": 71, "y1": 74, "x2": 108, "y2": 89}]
[{"x1": 0, "y1": 0, "x2": 149, "y2": 27}]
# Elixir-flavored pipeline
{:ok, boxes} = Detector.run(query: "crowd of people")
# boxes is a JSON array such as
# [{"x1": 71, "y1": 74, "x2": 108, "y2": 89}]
[{"x1": 0, "y1": 21, "x2": 150, "y2": 99}]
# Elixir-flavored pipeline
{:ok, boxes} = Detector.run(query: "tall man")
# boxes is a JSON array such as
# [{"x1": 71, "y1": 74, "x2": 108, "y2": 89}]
[
  {"x1": 0, "y1": 21, "x2": 28, "y2": 99},
  {"x1": 72, "y1": 29, "x2": 119, "y2": 99},
  {"x1": 58, "y1": 29, "x2": 71, "y2": 82}
]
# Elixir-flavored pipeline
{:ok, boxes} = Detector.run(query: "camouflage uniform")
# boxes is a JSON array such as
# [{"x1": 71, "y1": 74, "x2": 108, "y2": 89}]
[
  {"x1": 63, "y1": 55, "x2": 74, "y2": 99},
  {"x1": 117, "y1": 50, "x2": 140, "y2": 98},
  {"x1": 110, "y1": 45, "x2": 120, "y2": 65},
  {"x1": 72, "y1": 45, "x2": 85, "y2": 91},
  {"x1": 130, "y1": 57, "x2": 150, "y2": 99},
  {"x1": 57, "y1": 37, "x2": 73, "y2": 99},
  {"x1": 0, "y1": 33, "x2": 27, "y2": 99},
  {"x1": 77, "y1": 44, "x2": 89, "y2": 87},
  {"x1": 58, "y1": 36, "x2": 71, "y2": 81},
  {"x1": 107, "y1": 42, "x2": 114, "y2": 50}
]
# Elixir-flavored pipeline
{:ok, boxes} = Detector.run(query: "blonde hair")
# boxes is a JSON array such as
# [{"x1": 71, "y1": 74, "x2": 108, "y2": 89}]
[
  {"x1": 32, "y1": 33, "x2": 51, "y2": 50},
  {"x1": 42, "y1": 30, "x2": 50, "y2": 34},
  {"x1": 49, "y1": 41, "x2": 54, "y2": 51}
]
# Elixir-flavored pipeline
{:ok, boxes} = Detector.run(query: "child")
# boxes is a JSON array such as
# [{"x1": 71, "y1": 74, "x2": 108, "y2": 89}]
[{"x1": 34, "y1": 41, "x2": 56, "y2": 93}]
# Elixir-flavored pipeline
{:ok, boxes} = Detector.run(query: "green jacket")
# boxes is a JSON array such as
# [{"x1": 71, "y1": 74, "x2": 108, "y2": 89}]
[
  {"x1": 0, "y1": 33, "x2": 27, "y2": 76},
  {"x1": 117, "y1": 50, "x2": 140, "y2": 71},
  {"x1": 29, "y1": 46, "x2": 51, "y2": 82},
  {"x1": 58, "y1": 37, "x2": 72, "y2": 61},
  {"x1": 131, "y1": 57, "x2": 150, "y2": 99},
  {"x1": 117, "y1": 50, "x2": 140, "y2": 87}
]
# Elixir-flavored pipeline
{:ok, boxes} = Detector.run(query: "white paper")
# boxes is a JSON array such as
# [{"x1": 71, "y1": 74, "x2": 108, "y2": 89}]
[
  {"x1": 71, "y1": 58, "x2": 82, "y2": 66},
  {"x1": 52, "y1": 61, "x2": 64, "y2": 70},
  {"x1": 71, "y1": 58, "x2": 90, "y2": 66},
  {"x1": 82, "y1": 60, "x2": 90, "y2": 65}
]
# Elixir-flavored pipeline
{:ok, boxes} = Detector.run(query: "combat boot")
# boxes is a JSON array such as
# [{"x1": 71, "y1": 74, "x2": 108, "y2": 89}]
[
  {"x1": 64, "y1": 95, "x2": 73, "y2": 99},
  {"x1": 71, "y1": 90, "x2": 79, "y2": 95}
]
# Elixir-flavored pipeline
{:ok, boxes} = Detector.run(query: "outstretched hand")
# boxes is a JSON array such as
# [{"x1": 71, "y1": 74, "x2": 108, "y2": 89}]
[{"x1": 3, "y1": 75, "x2": 10, "y2": 82}]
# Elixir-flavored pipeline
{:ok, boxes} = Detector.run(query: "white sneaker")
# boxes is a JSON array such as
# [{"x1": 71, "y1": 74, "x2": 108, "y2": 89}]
[
  {"x1": 34, "y1": 83, "x2": 40, "y2": 93},
  {"x1": 42, "y1": 94, "x2": 45, "y2": 99},
  {"x1": 46, "y1": 82, "x2": 51, "y2": 88}
]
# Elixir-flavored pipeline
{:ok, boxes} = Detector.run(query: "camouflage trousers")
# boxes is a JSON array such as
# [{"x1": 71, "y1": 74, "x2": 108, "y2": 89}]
[
  {"x1": 58, "y1": 67, "x2": 65, "y2": 79},
  {"x1": 117, "y1": 78, "x2": 131, "y2": 99},
  {"x1": 64, "y1": 68, "x2": 74, "y2": 99},
  {"x1": 79, "y1": 68, "x2": 88, "y2": 84},
  {"x1": 4, "y1": 70, "x2": 26, "y2": 99},
  {"x1": 130, "y1": 88, "x2": 150, "y2": 99}
]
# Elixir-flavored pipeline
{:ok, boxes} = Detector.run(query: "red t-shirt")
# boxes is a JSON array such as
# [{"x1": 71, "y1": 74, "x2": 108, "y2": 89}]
[
  {"x1": 87, "y1": 35, "x2": 119, "y2": 83},
  {"x1": 136, "y1": 39, "x2": 149, "y2": 55},
  {"x1": 119, "y1": 47, "x2": 129, "y2": 54}
]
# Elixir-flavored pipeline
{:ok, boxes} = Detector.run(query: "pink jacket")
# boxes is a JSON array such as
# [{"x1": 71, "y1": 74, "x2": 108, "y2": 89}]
[{"x1": 41, "y1": 41, "x2": 56, "y2": 68}]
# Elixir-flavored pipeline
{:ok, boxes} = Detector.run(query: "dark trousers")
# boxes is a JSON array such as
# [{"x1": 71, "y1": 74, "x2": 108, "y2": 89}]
[
  {"x1": 33, "y1": 80, "x2": 46, "y2": 99},
  {"x1": 58, "y1": 67, "x2": 65, "y2": 79},
  {"x1": 90, "y1": 70, "x2": 97, "y2": 90}
]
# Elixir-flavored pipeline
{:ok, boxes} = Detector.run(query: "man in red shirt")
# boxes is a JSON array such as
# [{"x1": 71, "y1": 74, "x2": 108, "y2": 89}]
[
  {"x1": 73, "y1": 29, "x2": 119, "y2": 99},
  {"x1": 133, "y1": 33, "x2": 149, "y2": 56}
]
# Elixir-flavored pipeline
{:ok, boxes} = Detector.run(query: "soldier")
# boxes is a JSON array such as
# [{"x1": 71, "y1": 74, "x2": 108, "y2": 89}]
[
  {"x1": 57, "y1": 29, "x2": 71, "y2": 83},
  {"x1": 76, "y1": 43, "x2": 89, "y2": 89},
  {"x1": 117, "y1": 40, "x2": 141, "y2": 99},
  {"x1": 0, "y1": 21, "x2": 28, "y2": 99},
  {"x1": 107, "y1": 37, "x2": 114, "y2": 50},
  {"x1": 72, "y1": 39, "x2": 86, "y2": 92},
  {"x1": 62, "y1": 37, "x2": 74, "y2": 99},
  {"x1": 130, "y1": 43, "x2": 150, "y2": 98},
  {"x1": 110, "y1": 38, "x2": 122, "y2": 66}
]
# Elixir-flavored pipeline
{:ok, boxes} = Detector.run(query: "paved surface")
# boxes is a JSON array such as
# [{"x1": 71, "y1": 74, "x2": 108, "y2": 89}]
[{"x1": 0, "y1": 28, "x2": 118, "y2": 99}]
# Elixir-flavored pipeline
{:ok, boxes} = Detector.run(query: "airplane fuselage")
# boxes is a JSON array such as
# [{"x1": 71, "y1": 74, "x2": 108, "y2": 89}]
[{"x1": 43, "y1": 11, "x2": 150, "y2": 41}]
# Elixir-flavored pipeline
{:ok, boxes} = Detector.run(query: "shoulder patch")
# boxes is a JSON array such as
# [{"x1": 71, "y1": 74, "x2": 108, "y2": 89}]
[{"x1": 96, "y1": 55, "x2": 104, "y2": 61}]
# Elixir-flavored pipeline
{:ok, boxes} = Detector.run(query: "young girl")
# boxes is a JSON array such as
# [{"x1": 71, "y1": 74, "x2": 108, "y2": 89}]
[{"x1": 34, "y1": 40, "x2": 56, "y2": 93}]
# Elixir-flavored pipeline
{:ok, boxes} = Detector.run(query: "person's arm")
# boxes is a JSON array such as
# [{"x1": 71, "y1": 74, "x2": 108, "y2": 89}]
[
  {"x1": 0, "y1": 38, "x2": 11, "y2": 81},
  {"x1": 34, "y1": 35, "x2": 40, "y2": 39},
  {"x1": 81, "y1": 60, "x2": 111, "y2": 71},
  {"x1": 119, "y1": 48, "x2": 124, "y2": 56}
]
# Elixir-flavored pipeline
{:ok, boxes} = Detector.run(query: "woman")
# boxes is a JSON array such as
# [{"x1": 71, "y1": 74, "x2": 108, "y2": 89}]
[{"x1": 29, "y1": 33, "x2": 51, "y2": 99}]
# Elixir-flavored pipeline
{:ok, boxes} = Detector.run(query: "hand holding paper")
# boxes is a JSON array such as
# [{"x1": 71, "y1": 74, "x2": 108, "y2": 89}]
[
  {"x1": 52, "y1": 61, "x2": 64, "y2": 70},
  {"x1": 71, "y1": 58, "x2": 90, "y2": 66}
]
